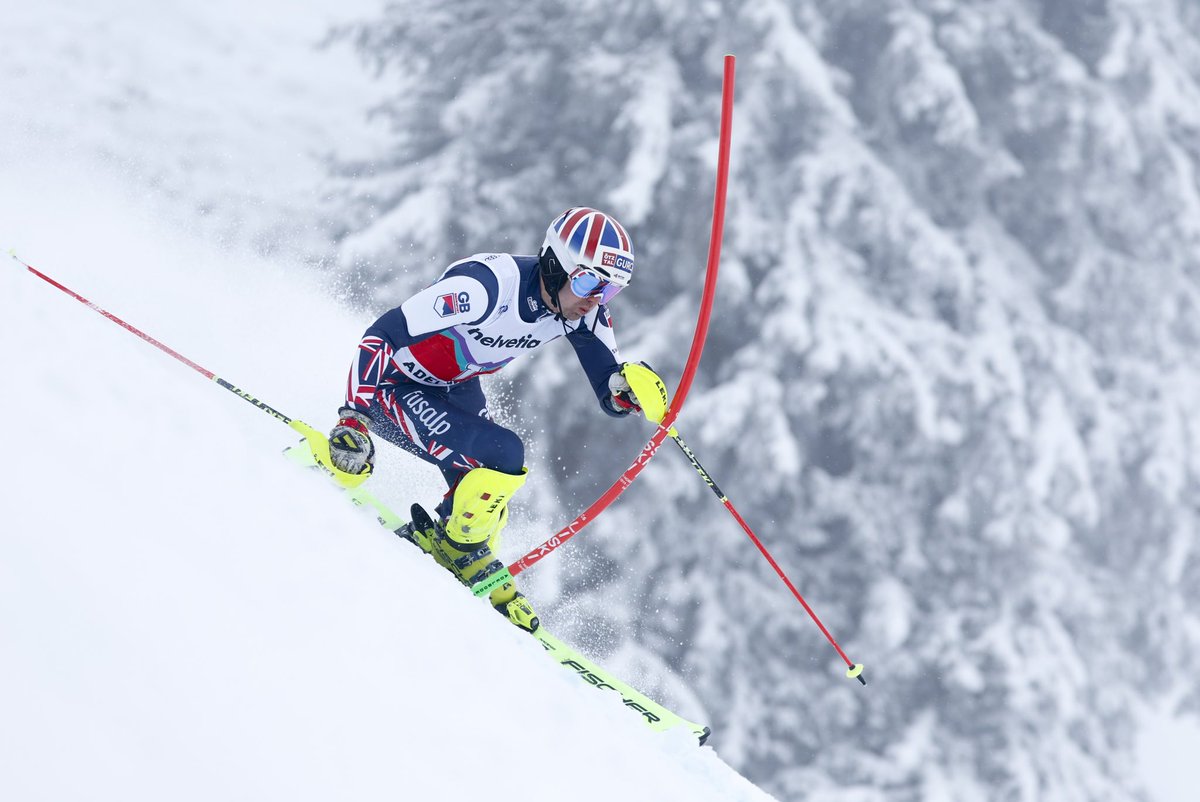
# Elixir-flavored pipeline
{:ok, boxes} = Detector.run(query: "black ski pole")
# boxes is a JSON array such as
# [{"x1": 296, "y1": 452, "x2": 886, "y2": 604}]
[{"x1": 10, "y1": 250, "x2": 364, "y2": 489}]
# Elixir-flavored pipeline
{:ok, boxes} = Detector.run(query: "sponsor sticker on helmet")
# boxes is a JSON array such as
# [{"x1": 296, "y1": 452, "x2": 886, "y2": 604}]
[{"x1": 601, "y1": 250, "x2": 634, "y2": 276}]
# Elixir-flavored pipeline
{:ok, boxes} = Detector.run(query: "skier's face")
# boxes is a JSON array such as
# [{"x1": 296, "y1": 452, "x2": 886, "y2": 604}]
[
  {"x1": 556, "y1": 282, "x2": 601, "y2": 320},
  {"x1": 541, "y1": 273, "x2": 603, "y2": 320}
]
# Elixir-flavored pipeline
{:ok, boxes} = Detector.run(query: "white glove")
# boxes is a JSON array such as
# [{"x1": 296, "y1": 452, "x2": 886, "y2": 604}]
[
  {"x1": 607, "y1": 369, "x2": 642, "y2": 415},
  {"x1": 328, "y1": 407, "x2": 375, "y2": 474},
  {"x1": 610, "y1": 362, "x2": 671, "y2": 422}
]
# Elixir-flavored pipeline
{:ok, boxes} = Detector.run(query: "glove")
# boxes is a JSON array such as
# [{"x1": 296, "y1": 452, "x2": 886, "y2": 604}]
[
  {"x1": 328, "y1": 407, "x2": 375, "y2": 475},
  {"x1": 607, "y1": 370, "x2": 642, "y2": 415},
  {"x1": 608, "y1": 361, "x2": 670, "y2": 423}
]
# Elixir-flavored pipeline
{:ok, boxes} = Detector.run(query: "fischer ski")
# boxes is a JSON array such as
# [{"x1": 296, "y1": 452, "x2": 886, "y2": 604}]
[
  {"x1": 11, "y1": 250, "x2": 714, "y2": 739},
  {"x1": 532, "y1": 628, "x2": 710, "y2": 744},
  {"x1": 283, "y1": 437, "x2": 711, "y2": 745},
  {"x1": 283, "y1": 435, "x2": 405, "y2": 531}
]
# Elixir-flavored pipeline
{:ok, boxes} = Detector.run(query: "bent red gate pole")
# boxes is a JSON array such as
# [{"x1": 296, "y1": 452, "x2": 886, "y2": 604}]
[{"x1": 505, "y1": 54, "x2": 737, "y2": 579}]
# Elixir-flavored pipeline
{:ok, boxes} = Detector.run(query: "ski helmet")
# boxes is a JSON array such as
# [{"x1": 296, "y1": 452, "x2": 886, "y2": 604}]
[{"x1": 538, "y1": 207, "x2": 634, "y2": 303}]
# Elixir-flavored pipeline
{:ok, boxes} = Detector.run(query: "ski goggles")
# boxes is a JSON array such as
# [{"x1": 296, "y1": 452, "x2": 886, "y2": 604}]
[{"x1": 567, "y1": 266, "x2": 624, "y2": 304}]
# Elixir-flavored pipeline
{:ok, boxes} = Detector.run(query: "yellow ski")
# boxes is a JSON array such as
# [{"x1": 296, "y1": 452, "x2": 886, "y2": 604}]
[{"x1": 284, "y1": 432, "x2": 711, "y2": 745}]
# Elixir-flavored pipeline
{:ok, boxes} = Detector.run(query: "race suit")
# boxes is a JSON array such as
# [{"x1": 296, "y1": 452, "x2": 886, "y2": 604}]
[{"x1": 342, "y1": 252, "x2": 627, "y2": 517}]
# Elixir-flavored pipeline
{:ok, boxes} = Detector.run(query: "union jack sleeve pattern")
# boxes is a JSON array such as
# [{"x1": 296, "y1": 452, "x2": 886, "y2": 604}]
[{"x1": 346, "y1": 335, "x2": 395, "y2": 412}]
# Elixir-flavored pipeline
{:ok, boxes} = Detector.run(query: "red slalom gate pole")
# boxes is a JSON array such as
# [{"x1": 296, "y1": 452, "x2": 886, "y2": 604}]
[{"x1": 503, "y1": 54, "x2": 737, "y2": 580}]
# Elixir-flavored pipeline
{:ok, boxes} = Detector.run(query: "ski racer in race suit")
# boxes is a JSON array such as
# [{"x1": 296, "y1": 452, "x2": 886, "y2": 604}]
[{"x1": 325, "y1": 208, "x2": 663, "y2": 633}]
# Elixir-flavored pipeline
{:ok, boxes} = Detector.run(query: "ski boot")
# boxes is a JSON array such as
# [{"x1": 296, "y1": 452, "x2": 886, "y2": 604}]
[{"x1": 401, "y1": 468, "x2": 540, "y2": 633}]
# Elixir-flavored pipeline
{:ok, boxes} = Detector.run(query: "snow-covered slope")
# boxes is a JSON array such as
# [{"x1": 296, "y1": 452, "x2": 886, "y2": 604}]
[
  {"x1": 9, "y1": 2, "x2": 1200, "y2": 800},
  {"x1": 0, "y1": 6, "x2": 773, "y2": 797},
  {"x1": 0, "y1": 0, "x2": 386, "y2": 260},
  {"x1": 0, "y1": 178, "x2": 772, "y2": 801}
]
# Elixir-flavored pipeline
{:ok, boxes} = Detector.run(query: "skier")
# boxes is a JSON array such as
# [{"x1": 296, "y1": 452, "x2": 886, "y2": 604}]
[{"x1": 325, "y1": 208, "x2": 663, "y2": 633}]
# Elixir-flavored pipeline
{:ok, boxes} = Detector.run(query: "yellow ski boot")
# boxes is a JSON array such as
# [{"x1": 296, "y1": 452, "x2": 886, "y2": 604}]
[{"x1": 401, "y1": 468, "x2": 540, "y2": 632}]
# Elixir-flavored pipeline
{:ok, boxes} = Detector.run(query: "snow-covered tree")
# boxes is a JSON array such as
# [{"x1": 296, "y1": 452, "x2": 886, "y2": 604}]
[{"x1": 332, "y1": 1, "x2": 1200, "y2": 799}]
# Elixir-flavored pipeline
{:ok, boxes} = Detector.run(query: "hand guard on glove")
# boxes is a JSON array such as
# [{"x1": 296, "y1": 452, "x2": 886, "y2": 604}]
[
  {"x1": 328, "y1": 407, "x2": 375, "y2": 475},
  {"x1": 607, "y1": 370, "x2": 642, "y2": 415},
  {"x1": 606, "y1": 361, "x2": 669, "y2": 422}
]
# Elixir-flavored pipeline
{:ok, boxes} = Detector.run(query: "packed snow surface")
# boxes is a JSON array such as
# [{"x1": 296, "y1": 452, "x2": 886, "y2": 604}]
[
  {"x1": 0, "y1": 3, "x2": 770, "y2": 797},
  {"x1": 0, "y1": 185, "x2": 772, "y2": 802}
]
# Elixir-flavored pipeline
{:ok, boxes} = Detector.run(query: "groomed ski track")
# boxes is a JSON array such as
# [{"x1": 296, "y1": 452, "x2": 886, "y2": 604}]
[{"x1": 0, "y1": 175, "x2": 777, "y2": 802}]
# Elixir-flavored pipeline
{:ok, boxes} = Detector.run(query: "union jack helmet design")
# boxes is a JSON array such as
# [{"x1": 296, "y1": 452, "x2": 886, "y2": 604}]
[{"x1": 540, "y1": 207, "x2": 635, "y2": 292}]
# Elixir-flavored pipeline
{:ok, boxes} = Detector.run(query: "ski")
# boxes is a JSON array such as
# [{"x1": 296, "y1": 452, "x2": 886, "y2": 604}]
[
  {"x1": 283, "y1": 438, "x2": 405, "y2": 531},
  {"x1": 283, "y1": 437, "x2": 711, "y2": 745},
  {"x1": 531, "y1": 628, "x2": 711, "y2": 744}
]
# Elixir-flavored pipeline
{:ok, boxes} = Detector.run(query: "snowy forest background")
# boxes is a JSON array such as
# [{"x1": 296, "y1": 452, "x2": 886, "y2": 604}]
[{"x1": 5, "y1": 1, "x2": 1200, "y2": 800}]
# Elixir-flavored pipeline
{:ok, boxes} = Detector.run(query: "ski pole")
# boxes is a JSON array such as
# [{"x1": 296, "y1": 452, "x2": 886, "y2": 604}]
[
  {"x1": 662, "y1": 422, "x2": 867, "y2": 686},
  {"x1": 9, "y1": 250, "x2": 365, "y2": 489}
]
